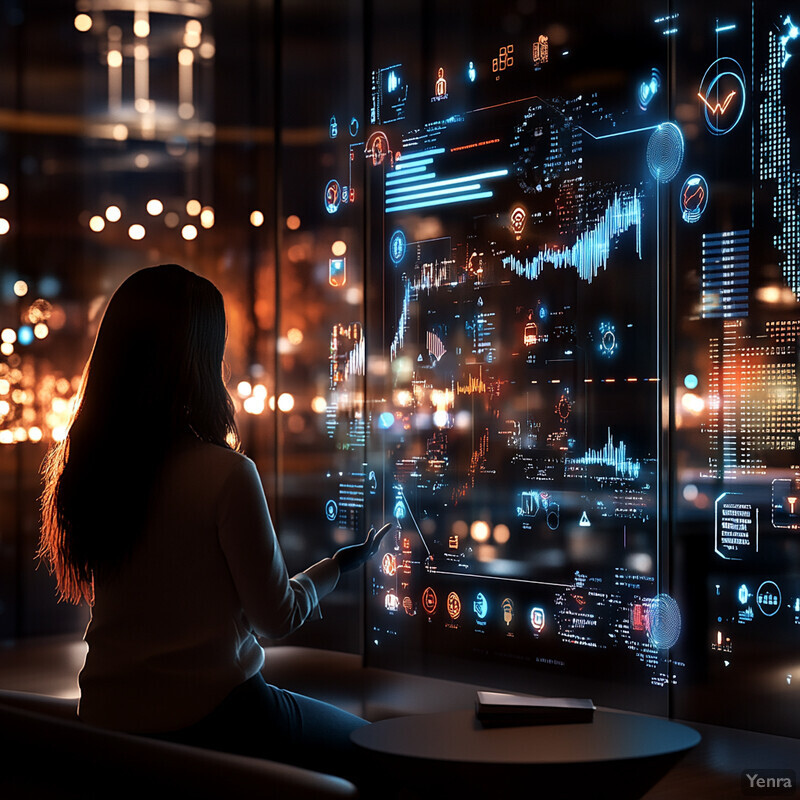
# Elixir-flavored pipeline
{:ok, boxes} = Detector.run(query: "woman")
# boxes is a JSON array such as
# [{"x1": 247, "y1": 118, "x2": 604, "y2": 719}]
[{"x1": 38, "y1": 264, "x2": 389, "y2": 780}]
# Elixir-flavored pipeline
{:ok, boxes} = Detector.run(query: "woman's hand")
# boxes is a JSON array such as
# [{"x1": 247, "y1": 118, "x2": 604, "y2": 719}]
[{"x1": 332, "y1": 523, "x2": 393, "y2": 573}]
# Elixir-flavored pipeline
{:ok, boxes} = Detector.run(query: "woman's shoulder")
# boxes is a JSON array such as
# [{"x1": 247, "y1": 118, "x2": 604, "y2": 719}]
[{"x1": 175, "y1": 439, "x2": 257, "y2": 482}]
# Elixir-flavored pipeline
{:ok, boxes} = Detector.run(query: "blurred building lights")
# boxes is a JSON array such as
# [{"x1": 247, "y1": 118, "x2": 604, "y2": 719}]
[
  {"x1": 105, "y1": 205, "x2": 122, "y2": 222},
  {"x1": 277, "y1": 393, "x2": 294, "y2": 412},
  {"x1": 74, "y1": 13, "x2": 93, "y2": 31},
  {"x1": 432, "y1": 409, "x2": 450, "y2": 428},
  {"x1": 286, "y1": 215, "x2": 301, "y2": 230},
  {"x1": 146, "y1": 199, "x2": 163, "y2": 215},
  {"x1": 243, "y1": 395, "x2": 265, "y2": 415},
  {"x1": 0, "y1": 183, "x2": 8, "y2": 201},
  {"x1": 0, "y1": 219, "x2": 9, "y2": 236},
  {"x1": 250, "y1": 210, "x2": 264, "y2": 227},
  {"x1": 311, "y1": 396, "x2": 327, "y2": 414},
  {"x1": 1, "y1": 329, "x2": 16, "y2": 344},
  {"x1": 128, "y1": 224, "x2": 146, "y2": 240},
  {"x1": 164, "y1": 211, "x2": 179, "y2": 228},
  {"x1": 134, "y1": 153, "x2": 150, "y2": 168},
  {"x1": 33, "y1": 324, "x2": 49, "y2": 340},
  {"x1": 13, "y1": 281, "x2": 27, "y2": 297},
  {"x1": 89, "y1": 215, "x2": 105, "y2": 232},
  {"x1": 286, "y1": 327, "x2": 304, "y2": 345},
  {"x1": 184, "y1": 19, "x2": 202, "y2": 48},
  {"x1": 112, "y1": 124, "x2": 128, "y2": 141},
  {"x1": 470, "y1": 520, "x2": 491, "y2": 542},
  {"x1": 181, "y1": 224, "x2": 197, "y2": 240},
  {"x1": 0, "y1": 343, "x2": 13, "y2": 357},
  {"x1": 198, "y1": 42, "x2": 215, "y2": 59},
  {"x1": 186, "y1": 199, "x2": 201, "y2": 216},
  {"x1": 28, "y1": 426, "x2": 43, "y2": 442},
  {"x1": 331, "y1": 240, "x2": 347, "y2": 256},
  {"x1": 252, "y1": 384, "x2": 267, "y2": 399},
  {"x1": 681, "y1": 391, "x2": 705, "y2": 415},
  {"x1": 133, "y1": 12, "x2": 150, "y2": 38},
  {"x1": 200, "y1": 207, "x2": 214, "y2": 228},
  {"x1": 493, "y1": 524, "x2": 511, "y2": 544},
  {"x1": 237, "y1": 380, "x2": 252, "y2": 398},
  {"x1": 107, "y1": 50, "x2": 123, "y2": 68}
]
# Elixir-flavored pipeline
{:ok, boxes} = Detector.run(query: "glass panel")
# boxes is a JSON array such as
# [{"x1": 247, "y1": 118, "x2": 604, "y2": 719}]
[
  {"x1": 271, "y1": 0, "x2": 366, "y2": 652},
  {"x1": 365, "y1": 0, "x2": 672, "y2": 715},
  {"x1": 671, "y1": 0, "x2": 800, "y2": 737}
]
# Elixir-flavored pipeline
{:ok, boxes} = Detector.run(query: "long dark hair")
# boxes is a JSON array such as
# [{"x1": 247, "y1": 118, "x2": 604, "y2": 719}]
[{"x1": 38, "y1": 264, "x2": 241, "y2": 604}]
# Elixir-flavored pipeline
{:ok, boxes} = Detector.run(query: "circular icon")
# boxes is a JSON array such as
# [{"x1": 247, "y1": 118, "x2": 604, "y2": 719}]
[
  {"x1": 422, "y1": 586, "x2": 438, "y2": 615},
  {"x1": 447, "y1": 591, "x2": 462, "y2": 620},
  {"x1": 324, "y1": 179, "x2": 341, "y2": 214},
  {"x1": 382, "y1": 553, "x2": 397, "y2": 576},
  {"x1": 680, "y1": 174, "x2": 709, "y2": 223},
  {"x1": 546, "y1": 503, "x2": 560, "y2": 530},
  {"x1": 646, "y1": 122, "x2": 684, "y2": 183},
  {"x1": 556, "y1": 395, "x2": 571, "y2": 421},
  {"x1": 698, "y1": 58, "x2": 746, "y2": 136},
  {"x1": 530, "y1": 606, "x2": 546, "y2": 633},
  {"x1": 349, "y1": 117, "x2": 359, "y2": 137},
  {"x1": 644, "y1": 593, "x2": 682, "y2": 650},
  {"x1": 402, "y1": 596, "x2": 416, "y2": 616},
  {"x1": 325, "y1": 499, "x2": 338, "y2": 521},
  {"x1": 599, "y1": 322, "x2": 617, "y2": 356},
  {"x1": 385, "y1": 593, "x2": 400, "y2": 612},
  {"x1": 389, "y1": 230, "x2": 407, "y2": 264},
  {"x1": 756, "y1": 580, "x2": 781, "y2": 617},
  {"x1": 474, "y1": 592, "x2": 488, "y2": 620}
]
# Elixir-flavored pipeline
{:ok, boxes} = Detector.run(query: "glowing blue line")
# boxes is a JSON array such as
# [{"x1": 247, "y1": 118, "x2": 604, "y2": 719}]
[
  {"x1": 578, "y1": 124, "x2": 660, "y2": 141},
  {"x1": 385, "y1": 169, "x2": 508, "y2": 195},
  {"x1": 397, "y1": 148, "x2": 446, "y2": 162},
  {"x1": 386, "y1": 183, "x2": 481, "y2": 205},
  {"x1": 395, "y1": 158, "x2": 433, "y2": 171},
  {"x1": 716, "y1": 23, "x2": 736, "y2": 32},
  {"x1": 389, "y1": 163, "x2": 433, "y2": 175},
  {"x1": 386, "y1": 190, "x2": 493, "y2": 213},
  {"x1": 386, "y1": 171, "x2": 438, "y2": 186}
]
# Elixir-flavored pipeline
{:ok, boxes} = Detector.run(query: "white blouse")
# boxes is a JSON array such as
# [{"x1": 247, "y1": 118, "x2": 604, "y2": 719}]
[{"x1": 77, "y1": 440, "x2": 340, "y2": 733}]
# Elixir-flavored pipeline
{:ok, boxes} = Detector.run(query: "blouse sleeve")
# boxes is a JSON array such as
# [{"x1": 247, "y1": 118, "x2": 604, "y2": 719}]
[{"x1": 216, "y1": 455, "x2": 340, "y2": 639}]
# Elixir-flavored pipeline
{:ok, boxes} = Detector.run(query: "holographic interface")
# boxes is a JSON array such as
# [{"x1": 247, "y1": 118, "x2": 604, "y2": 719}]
[{"x1": 320, "y1": 1, "x2": 800, "y2": 734}]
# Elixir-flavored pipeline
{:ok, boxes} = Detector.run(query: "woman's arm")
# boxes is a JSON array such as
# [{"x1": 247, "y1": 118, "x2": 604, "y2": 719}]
[{"x1": 216, "y1": 456, "x2": 340, "y2": 639}]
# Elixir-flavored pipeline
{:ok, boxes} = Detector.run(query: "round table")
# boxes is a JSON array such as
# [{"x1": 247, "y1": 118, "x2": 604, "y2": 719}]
[{"x1": 351, "y1": 708, "x2": 701, "y2": 799}]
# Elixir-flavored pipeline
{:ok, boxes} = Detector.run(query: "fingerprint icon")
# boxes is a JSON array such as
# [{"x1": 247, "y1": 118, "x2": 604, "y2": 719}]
[
  {"x1": 645, "y1": 593, "x2": 682, "y2": 650},
  {"x1": 646, "y1": 122, "x2": 684, "y2": 183}
]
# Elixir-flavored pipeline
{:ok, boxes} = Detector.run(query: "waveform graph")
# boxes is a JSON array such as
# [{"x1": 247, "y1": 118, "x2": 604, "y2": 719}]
[
  {"x1": 698, "y1": 57, "x2": 746, "y2": 135},
  {"x1": 646, "y1": 122, "x2": 684, "y2": 183},
  {"x1": 502, "y1": 191, "x2": 642, "y2": 283},
  {"x1": 568, "y1": 428, "x2": 642, "y2": 480}
]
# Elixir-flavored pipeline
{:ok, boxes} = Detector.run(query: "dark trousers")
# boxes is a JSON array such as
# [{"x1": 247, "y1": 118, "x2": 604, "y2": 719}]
[{"x1": 153, "y1": 672, "x2": 370, "y2": 783}]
